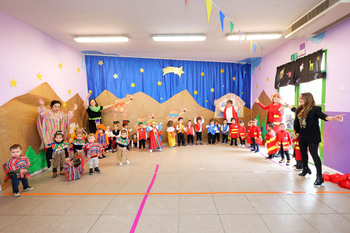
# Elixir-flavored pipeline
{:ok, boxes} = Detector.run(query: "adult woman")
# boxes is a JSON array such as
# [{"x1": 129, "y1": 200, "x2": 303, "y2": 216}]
[
  {"x1": 255, "y1": 93, "x2": 284, "y2": 133},
  {"x1": 84, "y1": 94, "x2": 113, "y2": 133},
  {"x1": 37, "y1": 98, "x2": 77, "y2": 150},
  {"x1": 214, "y1": 96, "x2": 242, "y2": 124},
  {"x1": 291, "y1": 93, "x2": 344, "y2": 185}
]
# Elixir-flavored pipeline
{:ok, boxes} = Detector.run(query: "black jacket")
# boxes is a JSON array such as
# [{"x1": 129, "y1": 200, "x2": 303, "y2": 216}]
[{"x1": 293, "y1": 106, "x2": 328, "y2": 144}]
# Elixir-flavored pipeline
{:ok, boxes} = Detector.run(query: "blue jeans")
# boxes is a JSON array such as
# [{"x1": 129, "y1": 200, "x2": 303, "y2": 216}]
[{"x1": 10, "y1": 175, "x2": 29, "y2": 193}]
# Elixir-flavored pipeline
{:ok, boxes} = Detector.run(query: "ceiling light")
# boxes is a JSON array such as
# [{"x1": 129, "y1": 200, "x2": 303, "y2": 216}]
[
  {"x1": 227, "y1": 33, "x2": 282, "y2": 40},
  {"x1": 74, "y1": 36, "x2": 129, "y2": 43},
  {"x1": 152, "y1": 34, "x2": 206, "y2": 42}
]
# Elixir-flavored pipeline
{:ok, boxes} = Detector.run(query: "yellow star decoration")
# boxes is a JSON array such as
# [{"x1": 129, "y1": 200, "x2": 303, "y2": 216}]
[
  {"x1": 58, "y1": 63, "x2": 63, "y2": 69},
  {"x1": 210, "y1": 88, "x2": 214, "y2": 93},
  {"x1": 140, "y1": 67, "x2": 144, "y2": 73},
  {"x1": 232, "y1": 77, "x2": 236, "y2": 81},
  {"x1": 259, "y1": 66, "x2": 261, "y2": 71},
  {"x1": 242, "y1": 92, "x2": 244, "y2": 94},
  {"x1": 194, "y1": 90, "x2": 198, "y2": 95},
  {"x1": 160, "y1": 97, "x2": 163, "y2": 100},
  {"x1": 9, "y1": 78, "x2": 17, "y2": 87},
  {"x1": 220, "y1": 69, "x2": 224, "y2": 73},
  {"x1": 98, "y1": 61, "x2": 103, "y2": 66},
  {"x1": 157, "y1": 81, "x2": 162, "y2": 86},
  {"x1": 206, "y1": 100, "x2": 208, "y2": 102},
  {"x1": 256, "y1": 85, "x2": 258, "y2": 88},
  {"x1": 244, "y1": 71, "x2": 246, "y2": 74},
  {"x1": 113, "y1": 74, "x2": 119, "y2": 79},
  {"x1": 271, "y1": 94, "x2": 274, "y2": 99},
  {"x1": 36, "y1": 73, "x2": 42, "y2": 80},
  {"x1": 267, "y1": 77, "x2": 269, "y2": 81},
  {"x1": 77, "y1": 68, "x2": 80, "y2": 72},
  {"x1": 62, "y1": 102, "x2": 67, "y2": 107},
  {"x1": 222, "y1": 85, "x2": 224, "y2": 87},
  {"x1": 89, "y1": 90, "x2": 92, "y2": 94},
  {"x1": 68, "y1": 89, "x2": 72, "y2": 95},
  {"x1": 131, "y1": 83, "x2": 136, "y2": 88},
  {"x1": 200, "y1": 72, "x2": 204, "y2": 77}
]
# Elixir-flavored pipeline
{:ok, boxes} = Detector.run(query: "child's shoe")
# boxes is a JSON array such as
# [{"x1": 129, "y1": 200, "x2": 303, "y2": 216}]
[
  {"x1": 139, "y1": 149, "x2": 142, "y2": 152},
  {"x1": 200, "y1": 141, "x2": 203, "y2": 145},
  {"x1": 159, "y1": 149, "x2": 163, "y2": 152},
  {"x1": 119, "y1": 162, "x2": 123, "y2": 166},
  {"x1": 279, "y1": 158, "x2": 285, "y2": 163},
  {"x1": 125, "y1": 160, "x2": 130, "y2": 165},
  {"x1": 143, "y1": 148, "x2": 147, "y2": 152},
  {"x1": 286, "y1": 160, "x2": 290, "y2": 166},
  {"x1": 13, "y1": 192, "x2": 20, "y2": 197},
  {"x1": 95, "y1": 167, "x2": 101, "y2": 173},
  {"x1": 186, "y1": 143, "x2": 189, "y2": 146},
  {"x1": 150, "y1": 150, "x2": 153, "y2": 153},
  {"x1": 89, "y1": 168, "x2": 93, "y2": 175},
  {"x1": 23, "y1": 187, "x2": 34, "y2": 192},
  {"x1": 102, "y1": 154, "x2": 106, "y2": 158},
  {"x1": 52, "y1": 172, "x2": 57, "y2": 178},
  {"x1": 192, "y1": 143, "x2": 195, "y2": 146}
]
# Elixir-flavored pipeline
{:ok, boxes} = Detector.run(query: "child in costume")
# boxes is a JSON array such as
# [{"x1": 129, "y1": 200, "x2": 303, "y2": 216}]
[
  {"x1": 265, "y1": 123, "x2": 278, "y2": 159},
  {"x1": 95, "y1": 124, "x2": 109, "y2": 158},
  {"x1": 176, "y1": 117, "x2": 186, "y2": 146},
  {"x1": 238, "y1": 120, "x2": 246, "y2": 147},
  {"x1": 46, "y1": 131, "x2": 69, "y2": 178},
  {"x1": 122, "y1": 120, "x2": 132, "y2": 151},
  {"x1": 62, "y1": 156, "x2": 84, "y2": 181},
  {"x1": 292, "y1": 134, "x2": 302, "y2": 169},
  {"x1": 206, "y1": 118, "x2": 217, "y2": 144},
  {"x1": 229, "y1": 118, "x2": 239, "y2": 146},
  {"x1": 221, "y1": 119, "x2": 229, "y2": 144},
  {"x1": 137, "y1": 122, "x2": 147, "y2": 151},
  {"x1": 246, "y1": 120, "x2": 253, "y2": 149},
  {"x1": 71, "y1": 132, "x2": 85, "y2": 160},
  {"x1": 214, "y1": 120, "x2": 221, "y2": 143},
  {"x1": 167, "y1": 120, "x2": 176, "y2": 147},
  {"x1": 131, "y1": 133, "x2": 138, "y2": 148},
  {"x1": 194, "y1": 116, "x2": 204, "y2": 145},
  {"x1": 111, "y1": 121, "x2": 121, "y2": 153},
  {"x1": 105, "y1": 125, "x2": 114, "y2": 152},
  {"x1": 5, "y1": 144, "x2": 34, "y2": 197},
  {"x1": 250, "y1": 119, "x2": 262, "y2": 153},
  {"x1": 149, "y1": 121, "x2": 163, "y2": 152},
  {"x1": 116, "y1": 130, "x2": 131, "y2": 166},
  {"x1": 276, "y1": 123, "x2": 292, "y2": 165},
  {"x1": 185, "y1": 120, "x2": 195, "y2": 146},
  {"x1": 84, "y1": 133, "x2": 102, "y2": 175}
]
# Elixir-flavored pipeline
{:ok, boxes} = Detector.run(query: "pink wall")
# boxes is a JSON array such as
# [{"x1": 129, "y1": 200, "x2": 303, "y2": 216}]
[
  {"x1": 0, "y1": 11, "x2": 87, "y2": 106},
  {"x1": 252, "y1": 18, "x2": 350, "y2": 112}
]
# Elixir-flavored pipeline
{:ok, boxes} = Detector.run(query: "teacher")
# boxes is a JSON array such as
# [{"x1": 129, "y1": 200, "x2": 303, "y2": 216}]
[
  {"x1": 84, "y1": 94, "x2": 113, "y2": 133},
  {"x1": 290, "y1": 93, "x2": 344, "y2": 185},
  {"x1": 214, "y1": 96, "x2": 242, "y2": 124}
]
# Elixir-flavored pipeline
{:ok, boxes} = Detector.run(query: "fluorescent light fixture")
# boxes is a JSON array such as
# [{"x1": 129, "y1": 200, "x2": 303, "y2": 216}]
[
  {"x1": 227, "y1": 33, "x2": 282, "y2": 40},
  {"x1": 74, "y1": 36, "x2": 129, "y2": 43},
  {"x1": 152, "y1": 34, "x2": 206, "y2": 42}
]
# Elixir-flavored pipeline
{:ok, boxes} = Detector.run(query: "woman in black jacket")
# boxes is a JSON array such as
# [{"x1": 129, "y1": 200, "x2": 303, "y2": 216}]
[{"x1": 286, "y1": 93, "x2": 344, "y2": 185}]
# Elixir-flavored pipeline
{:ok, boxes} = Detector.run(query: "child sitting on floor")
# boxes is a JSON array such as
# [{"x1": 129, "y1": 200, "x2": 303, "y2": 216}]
[{"x1": 62, "y1": 156, "x2": 84, "y2": 181}]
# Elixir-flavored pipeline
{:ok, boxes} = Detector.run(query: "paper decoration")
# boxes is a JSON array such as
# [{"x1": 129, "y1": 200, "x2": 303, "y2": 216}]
[
  {"x1": 220, "y1": 69, "x2": 224, "y2": 73},
  {"x1": 230, "y1": 22, "x2": 234, "y2": 34},
  {"x1": 200, "y1": 72, "x2": 204, "y2": 77},
  {"x1": 157, "y1": 81, "x2": 162, "y2": 86},
  {"x1": 162, "y1": 66, "x2": 185, "y2": 77},
  {"x1": 113, "y1": 74, "x2": 119, "y2": 79},
  {"x1": 131, "y1": 83, "x2": 136, "y2": 88},
  {"x1": 250, "y1": 40, "x2": 253, "y2": 53},
  {"x1": 206, "y1": 0, "x2": 212, "y2": 23},
  {"x1": 194, "y1": 90, "x2": 198, "y2": 95},
  {"x1": 140, "y1": 67, "x2": 144, "y2": 73},
  {"x1": 36, "y1": 73, "x2": 42, "y2": 80},
  {"x1": 254, "y1": 43, "x2": 257, "y2": 54},
  {"x1": 210, "y1": 88, "x2": 214, "y2": 92},
  {"x1": 58, "y1": 63, "x2": 63, "y2": 69},
  {"x1": 219, "y1": 11, "x2": 225, "y2": 31},
  {"x1": 98, "y1": 61, "x2": 103, "y2": 66},
  {"x1": 68, "y1": 89, "x2": 72, "y2": 95},
  {"x1": 77, "y1": 68, "x2": 80, "y2": 72},
  {"x1": 9, "y1": 78, "x2": 17, "y2": 87}
]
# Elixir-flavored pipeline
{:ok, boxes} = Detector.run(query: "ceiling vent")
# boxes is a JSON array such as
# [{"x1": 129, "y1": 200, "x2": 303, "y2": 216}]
[{"x1": 285, "y1": 0, "x2": 350, "y2": 38}]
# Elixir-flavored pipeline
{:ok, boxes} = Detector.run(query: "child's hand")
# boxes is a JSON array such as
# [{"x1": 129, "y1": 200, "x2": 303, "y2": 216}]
[{"x1": 49, "y1": 159, "x2": 52, "y2": 162}]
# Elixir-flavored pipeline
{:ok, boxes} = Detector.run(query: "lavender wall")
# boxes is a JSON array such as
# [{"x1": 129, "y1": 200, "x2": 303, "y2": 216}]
[
  {"x1": 0, "y1": 11, "x2": 87, "y2": 106},
  {"x1": 252, "y1": 18, "x2": 350, "y2": 173}
]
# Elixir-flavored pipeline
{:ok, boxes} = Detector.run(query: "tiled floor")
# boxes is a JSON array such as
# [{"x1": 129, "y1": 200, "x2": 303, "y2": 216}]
[{"x1": 1, "y1": 144, "x2": 350, "y2": 233}]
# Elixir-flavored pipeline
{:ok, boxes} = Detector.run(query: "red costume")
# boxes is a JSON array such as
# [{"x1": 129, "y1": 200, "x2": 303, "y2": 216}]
[
  {"x1": 194, "y1": 123, "x2": 202, "y2": 132},
  {"x1": 186, "y1": 125, "x2": 194, "y2": 135},
  {"x1": 137, "y1": 127, "x2": 147, "y2": 140},
  {"x1": 238, "y1": 126, "x2": 246, "y2": 140},
  {"x1": 257, "y1": 101, "x2": 284, "y2": 132},
  {"x1": 247, "y1": 126, "x2": 252, "y2": 144},
  {"x1": 265, "y1": 130, "x2": 278, "y2": 155},
  {"x1": 149, "y1": 127, "x2": 162, "y2": 150},
  {"x1": 229, "y1": 123, "x2": 239, "y2": 138},
  {"x1": 224, "y1": 106, "x2": 239, "y2": 123},
  {"x1": 276, "y1": 130, "x2": 292, "y2": 151},
  {"x1": 292, "y1": 138, "x2": 301, "y2": 161},
  {"x1": 250, "y1": 126, "x2": 262, "y2": 143}
]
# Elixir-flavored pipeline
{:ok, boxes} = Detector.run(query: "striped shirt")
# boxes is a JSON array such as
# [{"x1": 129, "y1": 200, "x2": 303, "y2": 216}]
[
  {"x1": 7, "y1": 155, "x2": 30, "y2": 172},
  {"x1": 84, "y1": 142, "x2": 102, "y2": 158},
  {"x1": 62, "y1": 159, "x2": 84, "y2": 181}
]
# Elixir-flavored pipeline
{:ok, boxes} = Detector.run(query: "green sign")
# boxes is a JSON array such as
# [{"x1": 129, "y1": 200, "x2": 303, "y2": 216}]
[{"x1": 291, "y1": 53, "x2": 298, "y2": 61}]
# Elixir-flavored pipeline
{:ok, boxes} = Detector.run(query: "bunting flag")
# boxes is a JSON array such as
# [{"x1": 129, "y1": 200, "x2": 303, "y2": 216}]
[
  {"x1": 239, "y1": 30, "x2": 242, "y2": 44},
  {"x1": 250, "y1": 40, "x2": 253, "y2": 53},
  {"x1": 254, "y1": 43, "x2": 257, "y2": 54},
  {"x1": 185, "y1": 0, "x2": 187, "y2": 4},
  {"x1": 230, "y1": 22, "x2": 234, "y2": 34},
  {"x1": 206, "y1": 0, "x2": 212, "y2": 23},
  {"x1": 219, "y1": 11, "x2": 225, "y2": 31}
]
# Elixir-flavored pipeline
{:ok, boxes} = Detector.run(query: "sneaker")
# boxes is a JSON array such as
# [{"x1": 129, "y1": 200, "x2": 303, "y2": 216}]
[
  {"x1": 23, "y1": 187, "x2": 34, "y2": 192},
  {"x1": 254, "y1": 150, "x2": 259, "y2": 153},
  {"x1": 139, "y1": 149, "x2": 142, "y2": 152},
  {"x1": 286, "y1": 160, "x2": 290, "y2": 166},
  {"x1": 150, "y1": 150, "x2": 153, "y2": 153},
  {"x1": 159, "y1": 149, "x2": 163, "y2": 152},
  {"x1": 279, "y1": 159, "x2": 285, "y2": 163},
  {"x1": 13, "y1": 192, "x2": 20, "y2": 197},
  {"x1": 119, "y1": 162, "x2": 123, "y2": 166},
  {"x1": 89, "y1": 168, "x2": 93, "y2": 175},
  {"x1": 143, "y1": 149, "x2": 147, "y2": 151},
  {"x1": 125, "y1": 160, "x2": 130, "y2": 164}
]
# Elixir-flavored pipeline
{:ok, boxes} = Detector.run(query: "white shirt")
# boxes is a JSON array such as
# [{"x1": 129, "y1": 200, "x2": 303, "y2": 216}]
[
  {"x1": 220, "y1": 106, "x2": 239, "y2": 123},
  {"x1": 167, "y1": 126, "x2": 175, "y2": 133}
]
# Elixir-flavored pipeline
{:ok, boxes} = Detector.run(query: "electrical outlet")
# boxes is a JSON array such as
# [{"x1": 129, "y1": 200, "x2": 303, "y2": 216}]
[{"x1": 340, "y1": 85, "x2": 345, "y2": 91}]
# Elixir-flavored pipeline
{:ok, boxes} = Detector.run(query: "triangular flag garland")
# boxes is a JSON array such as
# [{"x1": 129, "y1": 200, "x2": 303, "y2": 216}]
[
  {"x1": 254, "y1": 43, "x2": 257, "y2": 54},
  {"x1": 250, "y1": 40, "x2": 253, "y2": 53},
  {"x1": 206, "y1": 0, "x2": 212, "y2": 23},
  {"x1": 230, "y1": 21, "x2": 234, "y2": 34},
  {"x1": 219, "y1": 11, "x2": 225, "y2": 31}
]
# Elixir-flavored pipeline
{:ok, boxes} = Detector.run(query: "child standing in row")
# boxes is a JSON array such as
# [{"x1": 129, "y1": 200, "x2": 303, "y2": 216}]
[
  {"x1": 105, "y1": 125, "x2": 114, "y2": 152},
  {"x1": 214, "y1": 120, "x2": 221, "y2": 143},
  {"x1": 185, "y1": 120, "x2": 195, "y2": 146},
  {"x1": 167, "y1": 120, "x2": 176, "y2": 147},
  {"x1": 84, "y1": 133, "x2": 102, "y2": 175},
  {"x1": 176, "y1": 117, "x2": 186, "y2": 146},
  {"x1": 229, "y1": 118, "x2": 239, "y2": 146},
  {"x1": 265, "y1": 123, "x2": 278, "y2": 159},
  {"x1": 250, "y1": 119, "x2": 261, "y2": 153},
  {"x1": 221, "y1": 119, "x2": 229, "y2": 144},
  {"x1": 72, "y1": 132, "x2": 85, "y2": 158},
  {"x1": 238, "y1": 120, "x2": 246, "y2": 147},
  {"x1": 149, "y1": 122, "x2": 163, "y2": 152},
  {"x1": 6, "y1": 144, "x2": 34, "y2": 197},
  {"x1": 96, "y1": 124, "x2": 108, "y2": 158},
  {"x1": 116, "y1": 130, "x2": 130, "y2": 165},
  {"x1": 292, "y1": 135, "x2": 302, "y2": 169},
  {"x1": 206, "y1": 118, "x2": 217, "y2": 144},
  {"x1": 194, "y1": 116, "x2": 204, "y2": 145},
  {"x1": 112, "y1": 121, "x2": 121, "y2": 153},
  {"x1": 46, "y1": 131, "x2": 69, "y2": 178},
  {"x1": 247, "y1": 120, "x2": 253, "y2": 149},
  {"x1": 137, "y1": 122, "x2": 147, "y2": 152},
  {"x1": 276, "y1": 123, "x2": 292, "y2": 165}
]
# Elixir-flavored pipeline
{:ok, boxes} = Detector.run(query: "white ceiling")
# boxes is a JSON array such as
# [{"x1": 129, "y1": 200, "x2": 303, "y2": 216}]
[{"x1": 0, "y1": 0, "x2": 323, "y2": 62}]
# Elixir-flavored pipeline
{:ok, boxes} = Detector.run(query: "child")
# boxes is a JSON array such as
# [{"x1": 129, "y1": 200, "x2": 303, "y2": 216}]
[
  {"x1": 292, "y1": 134, "x2": 302, "y2": 169},
  {"x1": 247, "y1": 120, "x2": 253, "y2": 149},
  {"x1": 149, "y1": 121, "x2": 163, "y2": 152},
  {"x1": 122, "y1": 120, "x2": 132, "y2": 151},
  {"x1": 238, "y1": 120, "x2": 246, "y2": 147},
  {"x1": 115, "y1": 130, "x2": 130, "y2": 166},
  {"x1": 105, "y1": 125, "x2": 114, "y2": 152},
  {"x1": 6, "y1": 144, "x2": 34, "y2": 197},
  {"x1": 214, "y1": 120, "x2": 221, "y2": 143},
  {"x1": 131, "y1": 133, "x2": 138, "y2": 148},
  {"x1": 62, "y1": 156, "x2": 84, "y2": 181},
  {"x1": 265, "y1": 123, "x2": 278, "y2": 159},
  {"x1": 229, "y1": 118, "x2": 239, "y2": 146},
  {"x1": 71, "y1": 132, "x2": 85, "y2": 159},
  {"x1": 194, "y1": 116, "x2": 204, "y2": 145},
  {"x1": 185, "y1": 120, "x2": 195, "y2": 146},
  {"x1": 46, "y1": 131, "x2": 69, "y2": 178},
  {"x1": 221, "y1": 119, "x2": 229, "y2": 144},
  {"x1": 137, "y1": 122, "x2": 147, "y2": 151},
  {"x1": 112, "y1": 121, "x2": 120, "y2": 153},
  {"x1": 176, "y1": 117, "x2": 186, "y2": 146},
  {"x1": 167, "y1": 120, "x2": 176, "y2": 148},
  {"x1": 276, "y1": 123, "x2": 292, "y2": 165},
  {"x1": 206, "y1": 118, "x2": 216, "y2": 144},
  {"x1": 95, "y1": 124, "x2": 109, "y2": 158},
  {"x1": 250, "y1": 119, "x2": 262, "y2": 153},
  {"x1": 84, "y1": 133, "x2": 102, "y2": 175}
]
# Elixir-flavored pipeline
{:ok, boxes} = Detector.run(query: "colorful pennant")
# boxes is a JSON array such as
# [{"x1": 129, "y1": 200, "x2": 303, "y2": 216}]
[
  {"x1": 219, "y1": 11, "x2": 225, "y2": 31},
  {"x1": 230, "y1": 21, "x2": 234, "y2": 34},
  {"x1": 206, "y1": 0, "x2": 212, "y2": 23}
]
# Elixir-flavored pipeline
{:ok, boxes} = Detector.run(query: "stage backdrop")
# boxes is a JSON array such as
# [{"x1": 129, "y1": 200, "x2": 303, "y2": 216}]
[{"x1": 85, "y1": 55, "x2": 251, "y2": 111}]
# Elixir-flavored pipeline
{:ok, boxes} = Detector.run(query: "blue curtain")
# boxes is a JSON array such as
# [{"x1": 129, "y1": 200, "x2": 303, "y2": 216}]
[{"x1": 85, "y1": 55, "x2": 251, "y2": 111}]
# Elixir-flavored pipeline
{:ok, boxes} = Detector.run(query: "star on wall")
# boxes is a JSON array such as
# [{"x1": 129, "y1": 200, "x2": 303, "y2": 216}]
[
  {"x1": 200, "y1": 72, "x2": 204, "y2": 77},
  {"x1": 36, "y1": 73, "x2": 42, "y2": 80},
  {"x1": 194, "y1": 90, "x2": 198, "y2": 95},
  {"x1": 242, "y1": 92, "x2": 244, "y2": 94},
  {"x1": 131, "y1": 83, "x2": 136, "y2": 88},
  {"x1": 220, "y1": 69, "x2": 224, "y2": 73},
  {"x1": 62, "y1": 102, "x2": 67, "y2": 107},
  {"x1": 140, "y1": 67, "x2": 144, "y2": 73},
  {"x1": 98, "y1": 61, "x2": 103, "y2": 66},
  {"x1": 89, "y1": 90, "x2": 92, "y2": 94},
  {"x1": 267, "y1": 77, "x2": 269, "y2": 81},
  {"x1": 113, "y1": 74, "x2": 119, "y2": 79},
  {"x1": 77, "y1": 68, "x2": 80, "y2": 72},
  {"x1": 256, "y1": 85, "x2": 258, "y2": 88},
  {"x1": 68, "y1": 89, "x2": 72, "y2": 95},
  {"x1": 244, "y1": 71, "x2": 246, "y2": 74},
  {"x1": 9, "y1": 78, "x2": 17, "y2": 87},
  {"x1": 157, "y1": 81, "x2": 162, "y2": 86},
  {"x1": 58, "y1": 63, "x2": 63, "y2": 69},
  {"x1": 232, "y1": 77, "x2": 236, "y2": 81},
  {"x1": 206, "y1": 100, "x2": 208, "y2": 102},
  {"x1": 222, "y1": 85, "x2": 224, "y2": 87},
  {"x1": 210, "y1": 88, "x2": 214, "y2": 93},
  {"x1": 160, "y1": 97, "x2": 163, "y2": 100}
]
